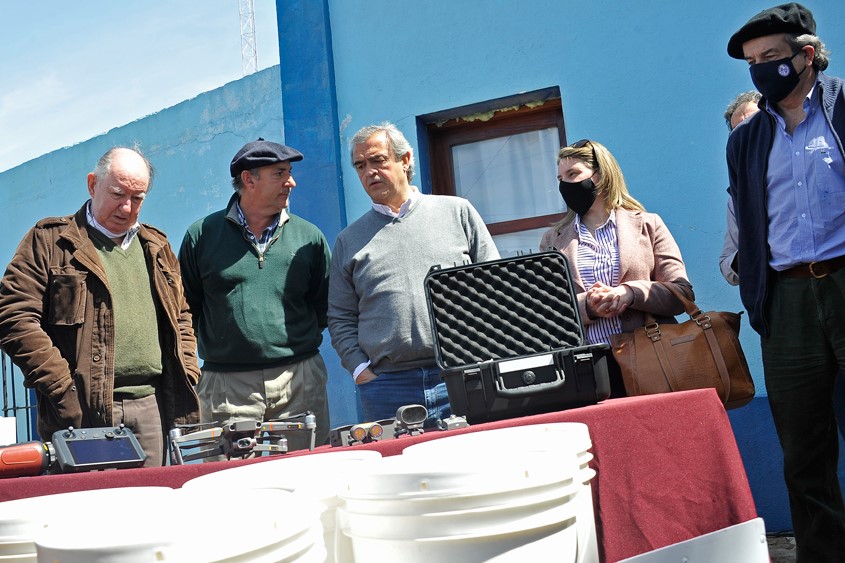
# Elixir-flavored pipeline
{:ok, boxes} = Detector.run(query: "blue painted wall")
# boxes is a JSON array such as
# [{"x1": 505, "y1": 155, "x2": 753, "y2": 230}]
[
  {"x1": 276, "y1": 1, "x2": 359, "y2": 423},
  {"x1": 275, "y1": 0, "x2": 845, "y2": 533}
]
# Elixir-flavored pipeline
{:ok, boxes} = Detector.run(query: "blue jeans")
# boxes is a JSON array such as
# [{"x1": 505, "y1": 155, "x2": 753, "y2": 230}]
[{"x1": 357, "y1": 366, "x2": 451, "y2": 428}]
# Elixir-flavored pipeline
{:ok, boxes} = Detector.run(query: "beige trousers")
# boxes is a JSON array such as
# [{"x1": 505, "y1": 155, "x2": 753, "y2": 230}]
[{"x1": 197, "y1": 353, "x2": 330, "y2": 452}]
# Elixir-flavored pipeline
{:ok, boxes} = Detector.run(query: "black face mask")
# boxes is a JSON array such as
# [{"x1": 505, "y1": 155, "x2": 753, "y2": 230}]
[
  {"x1": 750, "y1": 50, "x2": 807, "y2": 103},
  {"x1": 558, "y1": 178, "x2": 597, "y2": 216}
]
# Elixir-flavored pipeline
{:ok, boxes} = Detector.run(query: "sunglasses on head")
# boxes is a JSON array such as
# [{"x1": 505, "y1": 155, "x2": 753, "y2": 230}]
[{"x1": 568, "y1": 139, "x2": 597, "y2": 161}]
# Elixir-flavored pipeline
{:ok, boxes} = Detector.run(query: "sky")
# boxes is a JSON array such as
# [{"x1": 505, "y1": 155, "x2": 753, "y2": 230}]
[{"x1": 0, "y1": 1, "x2": 280, "y2": 173}]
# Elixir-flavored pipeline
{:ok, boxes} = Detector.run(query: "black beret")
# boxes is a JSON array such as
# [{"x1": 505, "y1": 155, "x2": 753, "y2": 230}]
[
  {"x1": 728, "y1": 3, "x2": 816, "y2": 59},
  {"x1": 229, "y1": 138, "x2": 303, "y2": 177}
]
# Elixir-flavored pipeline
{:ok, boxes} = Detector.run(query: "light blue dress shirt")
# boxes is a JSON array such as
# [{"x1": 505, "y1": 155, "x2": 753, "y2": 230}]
[{"x1": 765, "y1": 82, "x2": 845, "y2": 270}]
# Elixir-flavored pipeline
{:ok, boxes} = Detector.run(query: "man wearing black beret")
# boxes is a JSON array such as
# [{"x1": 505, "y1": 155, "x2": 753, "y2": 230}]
[
  {"x1": 726, "y1": 4, "x2": 845, "y2": 560},
  {"x1": 178, "y1": 139, "x2": 332, "y2": 452}
]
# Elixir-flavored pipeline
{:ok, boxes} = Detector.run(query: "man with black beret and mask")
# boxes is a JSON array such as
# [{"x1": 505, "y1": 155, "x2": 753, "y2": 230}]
[
  {"x1": 179, "y1": 139, "x2": 332, "y2": 451},
  {"x1": 726, "y1": 4, "x2": 845, "y2": 560}
]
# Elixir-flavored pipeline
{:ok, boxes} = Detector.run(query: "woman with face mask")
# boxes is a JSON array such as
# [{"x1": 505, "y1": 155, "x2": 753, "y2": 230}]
[{"x1": 540, "y1": 139, "x2": 694, "y2": 398}]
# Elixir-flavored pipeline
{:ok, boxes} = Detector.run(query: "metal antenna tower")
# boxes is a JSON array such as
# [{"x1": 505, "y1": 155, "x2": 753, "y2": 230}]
[{"x1": 238, "y1": 0, "x2": 258, "y2": 76}]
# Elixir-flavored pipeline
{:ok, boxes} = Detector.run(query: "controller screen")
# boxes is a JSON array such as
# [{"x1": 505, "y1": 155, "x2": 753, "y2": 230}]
[{"x1": 65, "y1": 437, "x2": 143, "y2": 464}]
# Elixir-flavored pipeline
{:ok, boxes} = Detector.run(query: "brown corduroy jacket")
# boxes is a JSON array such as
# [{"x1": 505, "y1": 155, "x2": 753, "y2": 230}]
[{"x1": 0, "y1": 204, "x2": 200, "y2": 439}]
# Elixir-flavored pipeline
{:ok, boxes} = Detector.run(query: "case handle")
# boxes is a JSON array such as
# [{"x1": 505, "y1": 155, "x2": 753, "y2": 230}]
[
  {"x1": 493, "y1": 353, "x2": 567, "y2": 398},
  {"x1": 495, "y1": 377, "x2": 566, "y2": 397}
]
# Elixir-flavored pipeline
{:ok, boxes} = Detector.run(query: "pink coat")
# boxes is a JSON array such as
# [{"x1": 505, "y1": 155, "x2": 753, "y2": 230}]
[{"x1": 539, "y1": 208, "x2": 694, "y2": 334}]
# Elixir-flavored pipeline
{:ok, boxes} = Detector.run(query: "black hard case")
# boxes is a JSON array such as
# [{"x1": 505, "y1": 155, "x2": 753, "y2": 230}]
[{"x1": 424, "y1": 252, "x2": 610, "y2": 424}]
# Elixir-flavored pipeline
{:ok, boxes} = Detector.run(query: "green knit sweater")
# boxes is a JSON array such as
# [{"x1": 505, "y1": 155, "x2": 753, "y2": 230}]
[
  {"x1": 178, "y1": 196, "x2": 331, "y2": 371},
  {"x1": 91, "y1": 230, "x2": 162, "y2": 397}
]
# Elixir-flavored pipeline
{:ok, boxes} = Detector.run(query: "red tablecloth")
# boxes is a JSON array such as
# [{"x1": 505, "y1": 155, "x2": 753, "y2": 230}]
[{"x1": 0, "y1": 389, "x2": 757, "y2": 562}]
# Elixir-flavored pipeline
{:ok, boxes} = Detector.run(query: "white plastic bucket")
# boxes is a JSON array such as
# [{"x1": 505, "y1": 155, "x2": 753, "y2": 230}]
[
  {"x1": 181, "y1": 450, "x2": 381, "y2": 562},
  {"x1": 339, "y1": 459, "x2": 579, "y2": 516},
  {"x1": 31, "y1": 487, "x2": 180, "y2": 562},
  {"x1": 36, "y1": 532, "x2": 178, "y2": 563},
  {"x1": 0, "y1": 487, "x2": 173, "y2": 562},
  {"x1": 339, "y1": 485, "x2": 578, "y2": 538},
  {"x1": 401, "y1": 423, "x2": 593, "y2": 481},
  {"x1": 180, "y1": 450, "x2": 382, "y2": 493},
  {"x1": 173, "y1": 488, "x2": 326, "y2": 562},
  {"x1": 339, "y1": 517, "x2": 578, "y2": 563},
  {"x1": 0, "y1": 539, "x2": 37, "y2": 557},
  {"x1": 401, "y1": 423, "x2": 599, "y2": 563},
  {"x1": 337, "y1": 452, "x2": 581, "y2": 563},
  {"x1": 0, "y1": 554, "x2": 36, "y2": 562},
  {"x1": 33, "y1": 488, "x2": 325, "y2": 563}
]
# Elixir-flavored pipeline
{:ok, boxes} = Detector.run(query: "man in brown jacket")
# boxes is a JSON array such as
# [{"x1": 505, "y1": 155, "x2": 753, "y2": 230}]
[{"x1": 0, "y1": 147, "x2": 200, "y2": 467}]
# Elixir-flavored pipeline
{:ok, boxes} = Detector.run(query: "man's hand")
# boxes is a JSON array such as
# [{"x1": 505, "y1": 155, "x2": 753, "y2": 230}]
[{"x1": 356, "y1": 367, "x2": 378, "y2": 385}]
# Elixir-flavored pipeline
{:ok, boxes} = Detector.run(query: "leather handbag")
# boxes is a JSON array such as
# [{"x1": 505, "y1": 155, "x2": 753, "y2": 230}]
[{"x1": 608, "y1": 282, "x2": 755, "y2": 409}]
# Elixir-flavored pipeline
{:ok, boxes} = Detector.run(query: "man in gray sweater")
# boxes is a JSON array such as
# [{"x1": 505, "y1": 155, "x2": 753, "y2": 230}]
[{"x1": 328, "y1": 122, "x2": 499, "y2": 427}]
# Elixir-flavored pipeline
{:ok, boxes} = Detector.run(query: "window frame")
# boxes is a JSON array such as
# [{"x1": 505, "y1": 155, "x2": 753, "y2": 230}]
[{"x1": 426, "y1": 97, "x2": 566, "y2": 236}]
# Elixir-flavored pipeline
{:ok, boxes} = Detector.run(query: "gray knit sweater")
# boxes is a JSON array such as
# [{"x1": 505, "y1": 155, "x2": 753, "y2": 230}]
[{"x1": 328, "y1": 195, "x2": 499, "y2": 375}]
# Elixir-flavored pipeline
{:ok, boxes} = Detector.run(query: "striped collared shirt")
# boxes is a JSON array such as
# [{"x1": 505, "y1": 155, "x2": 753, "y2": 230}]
[{"x1": 574, "y1": 210, "x2": 622, "y2": 346}]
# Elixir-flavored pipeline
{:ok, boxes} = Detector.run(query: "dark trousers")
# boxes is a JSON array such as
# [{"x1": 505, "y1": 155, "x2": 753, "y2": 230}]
[
  {"x1": 606, "y1": 353, "x2": 627, "y2": 399},
  {"x1": 762, "y1": 269, "x2": 845, "y2": 563}
]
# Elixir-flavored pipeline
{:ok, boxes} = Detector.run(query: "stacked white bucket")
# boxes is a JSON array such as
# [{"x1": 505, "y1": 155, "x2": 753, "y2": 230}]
[
  {"x1": 0, "y1": 487, "x2": 175, "y2": 562},
  {"x1": 0, "y1": 485, "x2": 326, "y2": 561},
  {"x1": 0, "y1": 423, "x2": 595, "y2": 562},
  {"x1": 180, "y1": 449, "x2": 383, "y2": 563},
  {"x1": 338, "y1": 422, "x2": 597, "y2": 563}
]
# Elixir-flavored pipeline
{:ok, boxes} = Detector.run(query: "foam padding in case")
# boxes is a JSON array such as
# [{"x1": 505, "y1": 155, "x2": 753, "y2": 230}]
[{"x1": 425, "y1": 252, "x2": 584, "y2": 369}]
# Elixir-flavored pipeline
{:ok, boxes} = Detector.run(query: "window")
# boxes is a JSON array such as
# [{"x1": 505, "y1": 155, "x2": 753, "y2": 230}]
[{"x1": 421, "y1": 89, "x2": 566, "y2": 257}]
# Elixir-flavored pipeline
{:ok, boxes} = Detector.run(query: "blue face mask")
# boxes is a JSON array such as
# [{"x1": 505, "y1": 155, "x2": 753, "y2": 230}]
[{"x1": 749, "y1": 50, "x2": 807, "y2": 103}]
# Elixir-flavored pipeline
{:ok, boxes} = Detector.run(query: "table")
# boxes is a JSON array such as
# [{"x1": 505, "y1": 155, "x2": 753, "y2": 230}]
[{"x1": 0, "y1": 389, "x2": 757, "y2": 562}]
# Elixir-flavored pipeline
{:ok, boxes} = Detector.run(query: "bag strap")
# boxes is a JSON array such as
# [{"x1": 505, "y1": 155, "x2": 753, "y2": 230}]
[
  {"x1": 701, "y1": 316, "x2": 732, "y2": 403},
  {"x1": 652, "y1": 330, "x2": 685, "y2": 391},
  {"x1": 647, "y1": 282, "x2": 731, "y2": 404},
  {"x1": 656, "y1": 282, "x2": 701, "y2": 317},
  {"x1": 640, "y1": 283, "x2": 698, "y2": 325},
  {"x1": 640, "y1": 281, "x2": 698, "y2": 325}
]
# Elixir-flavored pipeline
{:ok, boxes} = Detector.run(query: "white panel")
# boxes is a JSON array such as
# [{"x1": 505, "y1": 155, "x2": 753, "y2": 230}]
[{"x1": 617, "y1": 518, "x2": 769, "y2": 563}]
